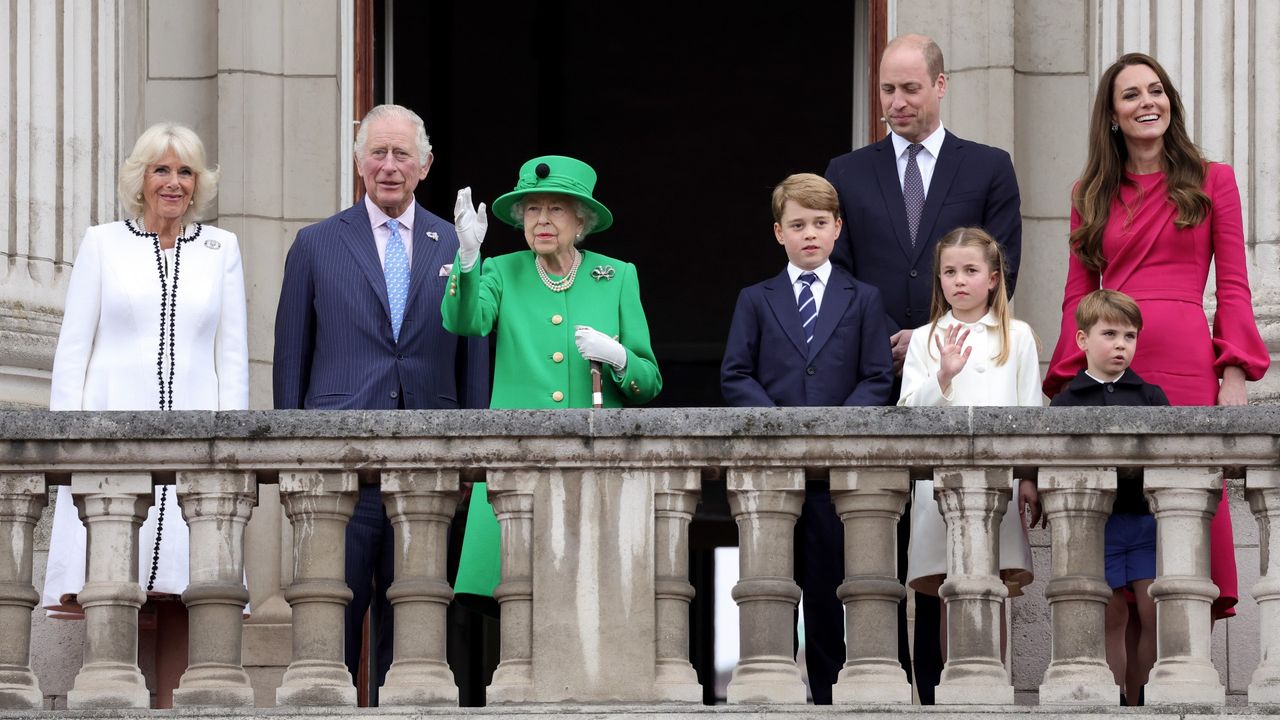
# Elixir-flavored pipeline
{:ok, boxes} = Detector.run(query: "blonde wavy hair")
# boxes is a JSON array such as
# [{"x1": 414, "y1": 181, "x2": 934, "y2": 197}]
[{"x1": 117, "y1": 122, "x2": 219, "y2": 225}]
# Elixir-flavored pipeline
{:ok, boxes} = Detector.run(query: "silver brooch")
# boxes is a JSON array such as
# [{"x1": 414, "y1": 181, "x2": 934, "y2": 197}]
[
  {"x1": 591, "y1": 265, "x2": 615, "y2": 281},
  {"x1": 204, "y1": 238, "x2": 221, "y2": 250}
]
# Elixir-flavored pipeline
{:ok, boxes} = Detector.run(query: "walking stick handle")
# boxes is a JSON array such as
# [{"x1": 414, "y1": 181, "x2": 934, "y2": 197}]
[{"x1": 590, "y1": 361, "x2": 604, "y2": 408}]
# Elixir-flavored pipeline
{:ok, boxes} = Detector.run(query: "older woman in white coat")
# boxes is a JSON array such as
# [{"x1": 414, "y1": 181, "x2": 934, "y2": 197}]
[{"x1": 44, "y1": 122, "x2": 248, "y2": 707}]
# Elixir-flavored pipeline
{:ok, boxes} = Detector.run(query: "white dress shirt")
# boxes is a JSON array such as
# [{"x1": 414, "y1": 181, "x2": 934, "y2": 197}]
[
  {"x1": 786, "y1": 260, "x2": 831, "y2": 313},
  {"x1": 891, "y1": 123, "x2": 947, "y2": 196},
  {"x1": 365, "y1": 195, "x2": 415, "y2": 269}
]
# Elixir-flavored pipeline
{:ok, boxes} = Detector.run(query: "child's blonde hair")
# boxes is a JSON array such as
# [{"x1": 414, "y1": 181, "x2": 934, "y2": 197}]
[
  {"x1": 1075, "y1": 289, "x2": 1144, "y2": 333},
  {"x1": 928, "y1": 226, "x2": 1014, "y2": 365},
  {"x1": 771, "y1": 173, "x2": 841, "y2": 222}
]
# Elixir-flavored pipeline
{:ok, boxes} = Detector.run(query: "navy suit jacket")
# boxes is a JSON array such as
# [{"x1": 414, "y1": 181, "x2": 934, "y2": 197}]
[
  {"x1": 721, "y1": 266, "x2": 894, "y2": 407},
  {"x1": 824, "y1": 131, "x2": 1022, "y2": 334},
  {"x1": 273, "y1": 199, "x2": 489, "y2": 410}
]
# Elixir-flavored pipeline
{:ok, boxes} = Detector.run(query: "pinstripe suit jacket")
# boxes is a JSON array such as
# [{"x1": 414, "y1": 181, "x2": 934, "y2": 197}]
[{"x1": 273, "y1": 199, "x2": 489, "y2": 410}]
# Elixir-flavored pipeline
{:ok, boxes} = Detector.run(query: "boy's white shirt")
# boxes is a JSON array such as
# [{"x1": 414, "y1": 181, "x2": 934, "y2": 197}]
[
  {"x1": 897, "y1": 310, "x2": 1044, "y2": 407},
  {"x1": 785, "y1": 260, "x2": 831, "y2": 311}
]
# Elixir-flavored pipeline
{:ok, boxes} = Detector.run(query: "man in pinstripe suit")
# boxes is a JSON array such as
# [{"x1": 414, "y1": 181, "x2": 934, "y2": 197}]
[{"x1": 273, "y1": 104, "x2": 489, "y2": 698}]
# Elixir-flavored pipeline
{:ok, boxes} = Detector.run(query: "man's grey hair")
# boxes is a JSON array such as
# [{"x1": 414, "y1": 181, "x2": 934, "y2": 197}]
[{"x1": 354, "y1": 104, "x2": 432, "y2": 164}]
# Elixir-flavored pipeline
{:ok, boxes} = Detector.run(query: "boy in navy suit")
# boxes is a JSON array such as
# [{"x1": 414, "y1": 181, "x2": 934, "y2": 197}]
[
  {"x1": 721, "y1": 173, "x2": 893, "y2": 702},
  {"x1": 1049, "y1": 289, "x2": 1167, "y2": 706}
]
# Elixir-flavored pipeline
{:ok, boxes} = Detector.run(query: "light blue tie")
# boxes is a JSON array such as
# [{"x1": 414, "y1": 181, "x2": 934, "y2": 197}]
[
  {"x1": 385, "y1": 219, "x2": 409, "y2": 342},
  {"x1": 798, "y1": 271, "x2": 819, "y2": 344}
]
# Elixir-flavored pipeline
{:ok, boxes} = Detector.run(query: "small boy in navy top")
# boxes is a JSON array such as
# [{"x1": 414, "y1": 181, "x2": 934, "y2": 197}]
[
  {"x1": 721, "y1": 173, "x2": 893, "y2": 703},
  {"x1": 1050, "y1": 289, "x2": 1167, "y2": 705}
]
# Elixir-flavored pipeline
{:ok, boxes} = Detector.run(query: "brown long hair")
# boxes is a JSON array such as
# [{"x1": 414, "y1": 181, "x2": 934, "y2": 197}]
[
  {"x1": 928, "y1": 227, "x2": 1014, "y2": 366},
  {"x1": 1071, "y1": 53, "x2": 1211, "y2": 271}
]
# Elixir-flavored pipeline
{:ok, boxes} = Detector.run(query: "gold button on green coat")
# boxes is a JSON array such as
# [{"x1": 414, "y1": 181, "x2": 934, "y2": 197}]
[{"x1": 442, "y1": 249, "x2": 662, "y2": 409}]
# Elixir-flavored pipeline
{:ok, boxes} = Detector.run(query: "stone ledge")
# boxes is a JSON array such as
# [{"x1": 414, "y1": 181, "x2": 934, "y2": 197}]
[
  {"x1": 2, "y1": 705, "x2": 1278, "y2": 719},
  {"x1": 2, "y1": 408, "x2": 1278, "y2": 473},
  {"x1": 0, "y1": 406, "x2": 1277, "y2": 440}
]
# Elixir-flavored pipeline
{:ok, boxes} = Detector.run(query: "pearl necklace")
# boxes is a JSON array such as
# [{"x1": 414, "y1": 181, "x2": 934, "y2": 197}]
[{"x1": 535, "y1": 249, "x2": 582, "y2": 292}]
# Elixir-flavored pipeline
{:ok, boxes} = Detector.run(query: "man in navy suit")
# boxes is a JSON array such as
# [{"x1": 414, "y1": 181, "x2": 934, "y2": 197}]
[
  {"x1": 824, "y1": 34, "x2": 1022, "y2": 704},
  {"x1": 273, "y1": 104, "x2": 488, "y2": 698},
  {"x1": 721, "y1": 173, "x2": 893, "y2": 703}
]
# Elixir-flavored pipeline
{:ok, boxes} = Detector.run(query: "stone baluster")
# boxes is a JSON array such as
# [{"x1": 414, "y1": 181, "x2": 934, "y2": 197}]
[
  {"x1": 1144, "y1": 467, "x2": 1225, "y2": 705},
  {"x1": 830, "y1": 468, "x2": 912, "y2": 704},
  {"x1": 67, "y1": 473, "x2": 153, "y2": 709},
  {"x1": 171, "y1": 471, "x2": 257, "y2": 707},
  {"x1": 0, "y1": 474, "x2": 47, "y2": 709},
  {"x1": 725, "y1": 468, "x2": 806, "y2": 704},
  {"x1": 1246, "y1": 467, "x2": 1280, "y2": 704},
  {"x1": 1036, "y1": 467, "x2": 1119, "y2": 705},
  {"x1": 378, "y1": 469, "x2": 460, "y2": 706},
  {"x1": 275, "y1": 471, "x2": 358, "y2": 707},
  {"x1": 486, "y1": 470, "x2": 538, "y2": 703},
  {"x1": 933, "y1": 467, "x2": 1014, "y2": 705},
  {"x1": 652, "y1": 468, "x2": 702, "y2": 702}
]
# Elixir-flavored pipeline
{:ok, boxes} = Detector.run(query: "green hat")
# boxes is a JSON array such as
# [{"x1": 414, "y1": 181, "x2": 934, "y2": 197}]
[{"x1": 490, "y1": 155, "x2": 614, "y2": 234}]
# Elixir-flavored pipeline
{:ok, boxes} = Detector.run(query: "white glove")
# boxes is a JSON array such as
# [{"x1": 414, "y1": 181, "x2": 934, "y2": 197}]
[
  {"x1": 454, "y1": 186, "x2": 487, "y2": 271},
  {"x1": 575, "y1": 325, "x2": 627, "y2": 372}
]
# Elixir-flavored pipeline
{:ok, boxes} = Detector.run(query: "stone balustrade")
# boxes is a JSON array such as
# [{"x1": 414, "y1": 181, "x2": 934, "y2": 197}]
[{"x1": 1, "y1": 406, "x2": 1279, "y2": 711}]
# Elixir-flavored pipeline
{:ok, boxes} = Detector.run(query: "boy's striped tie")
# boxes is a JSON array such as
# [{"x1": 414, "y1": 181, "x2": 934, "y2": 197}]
[{"x1": 797, "y1": 271, "x2": 818, "y2": 344}]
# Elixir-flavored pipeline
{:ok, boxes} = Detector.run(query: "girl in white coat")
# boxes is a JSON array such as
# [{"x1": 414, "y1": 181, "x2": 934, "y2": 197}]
[
  {"x1": 44, "y1": 122, "x2": 248, "y2": 707},
  {"x1": 898, "y1": 226, "x2": 1042, "y2": 659}
]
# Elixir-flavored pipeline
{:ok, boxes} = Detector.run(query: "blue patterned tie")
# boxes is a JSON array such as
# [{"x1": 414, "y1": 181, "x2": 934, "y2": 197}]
[
  {"x1": 903, "y1": 143, "x2": 925, "y2": 246},
  {"x1": 797, "y1": 272, "x2": 819, "y2": 344},
  {"x1": 384, "y1": 219, "x2": 409, "y2": 342}
]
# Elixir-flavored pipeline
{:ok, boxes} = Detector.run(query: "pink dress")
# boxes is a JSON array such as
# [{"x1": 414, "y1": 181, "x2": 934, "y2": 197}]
[{"x1": 1045, "y1": 163, "x2": 1270, "y2": 618}]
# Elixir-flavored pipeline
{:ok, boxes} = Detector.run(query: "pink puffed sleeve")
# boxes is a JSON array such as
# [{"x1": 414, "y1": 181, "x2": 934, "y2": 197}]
[{"x1": 1206, "y1": 163, "x2": 1270, "y2": 380}]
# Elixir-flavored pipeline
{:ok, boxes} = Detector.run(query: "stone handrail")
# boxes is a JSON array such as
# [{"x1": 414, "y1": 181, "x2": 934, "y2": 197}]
[{"x1": 1, "y1": 407, "x2": 1278, "y2": 709}]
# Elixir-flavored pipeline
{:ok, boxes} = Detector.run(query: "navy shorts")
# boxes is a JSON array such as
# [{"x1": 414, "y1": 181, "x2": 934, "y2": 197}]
[{"x1": 1105, "y1": 512, "x2": 1157, "y2": 590}]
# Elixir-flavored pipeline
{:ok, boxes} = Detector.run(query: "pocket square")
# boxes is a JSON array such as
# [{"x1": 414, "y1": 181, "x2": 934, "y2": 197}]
[{"x1": 439, "y1": 263, "x2": 453, "y2": 276}]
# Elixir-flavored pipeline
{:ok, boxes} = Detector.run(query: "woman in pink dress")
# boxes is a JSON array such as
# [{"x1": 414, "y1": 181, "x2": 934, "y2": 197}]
[{"x1": 1044, "y1": 53, "x2": 1269, "y2": 623}]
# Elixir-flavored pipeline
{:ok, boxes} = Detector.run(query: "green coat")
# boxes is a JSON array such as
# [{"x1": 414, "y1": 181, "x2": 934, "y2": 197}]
[{"x1": 441, "y1": 249, "x2": 661, "y2": 409}]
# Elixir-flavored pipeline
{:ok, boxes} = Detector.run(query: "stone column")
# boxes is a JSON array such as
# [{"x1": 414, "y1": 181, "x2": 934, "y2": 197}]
[
  {"x1": 725, "y1": 468, "x2": 806, "y2": 704},
  {"x1": 933, "y1": 467, "x2": 1014, "y2": 705},
  {"x1": 1246, "y1": 467, "x2": 1280, "y2": 704},
  {"x1": 829, "y1": 468, "x2": 912, "y2": 704},
  {"x1": 378, "y1": 469, "x2": 459, "y2": 706},
  {"x1": 1143, "y1": 467, "x2": 1225, "y2": 705},
  {"x1": 275, "y1": 471, "x2": 357, "y2": 707},
  {"x1": 486, "y1": 470, "x2": 538, "y2": 704},
  {"x1": 1036, "y1": 467, "x2": 1119, "y2": 705},
  {"x1": 0, "y1": 473, "x2": 47, "y2": 709},
  {"x1": 652, "y1": 468, "x2": 702, "y2": 702},
  {"x1": 172, "y1": 470, "x2": 257, "y2": 707},
  {"x1": 0, "y1": 0, "x2": 119, "y2": 409},
  {"x1": 67, "y1": 473, "x2": 153, "y2": 709}
]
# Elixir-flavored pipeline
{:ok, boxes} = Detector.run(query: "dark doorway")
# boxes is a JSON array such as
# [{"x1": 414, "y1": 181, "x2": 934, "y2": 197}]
[{"x1": 377, "y1": 1, "x2": 856, "y2": 407}]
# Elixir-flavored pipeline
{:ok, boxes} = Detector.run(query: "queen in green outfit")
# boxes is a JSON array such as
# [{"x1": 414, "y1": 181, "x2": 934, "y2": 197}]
[
  {"x1": 443, "y1": 156, "x2": 661, "y2": 597},
  {"x1": 443, "y1": 155, "x2": 661, "y2": 408}
]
